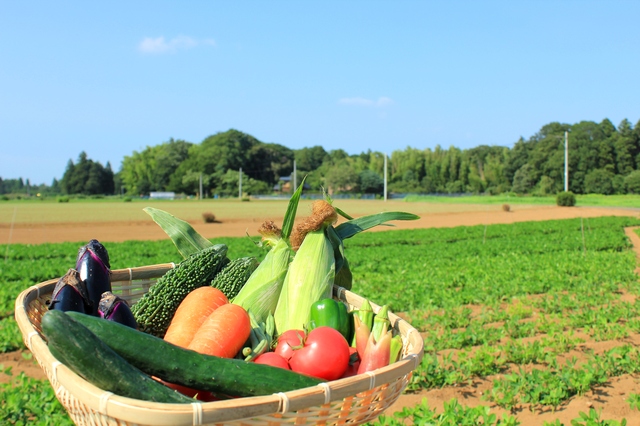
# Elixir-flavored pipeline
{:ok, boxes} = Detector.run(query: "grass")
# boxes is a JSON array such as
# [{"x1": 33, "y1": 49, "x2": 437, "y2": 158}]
[
  {"x1": 405, "y1": 193, "x2": 640, "y2": 208},
  {"x1": 1, "y1": 366, "x2": 74, "y2": 426}
]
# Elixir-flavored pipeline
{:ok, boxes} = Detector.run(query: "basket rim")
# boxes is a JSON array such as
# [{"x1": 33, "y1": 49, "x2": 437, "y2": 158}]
[{"x1": 14, "y1": 263, "x2": 424, "y2": 425}]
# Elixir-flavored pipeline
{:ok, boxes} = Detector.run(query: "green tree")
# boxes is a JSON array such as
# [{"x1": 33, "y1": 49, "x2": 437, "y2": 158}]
[
  {"x1": 624, "y1": 170, "x2": 640, "y2": 194},
  {"x1": 390, "y1": 147, "x2": 425, "y2": 188},
  {"x1": 420, "y1": 145, "x2": 448, "y2": 193},
  {"x1": 217, "y1": 169, "x2": 270, "y2": 197},
  {"x1": 359, "y1": 170, "x2": 384, "y2": 194},
  {"x1": 597, "y1": 119, "x2": 616, "y2": 172},
  {"x1": 119, "y1": 146, "x2": 161, "y2": 195},
  {"x1": 85, "y1": 162, "x2": 103, "y2": 194},
  {"x1": 324, "y1": 164, "x2": 359, "y2": 193},
  {"x1": 504, "y1": 137, "x2": 530, "y2": 187},
  {"x1": 153, "y1": 139, "x2": 192, "y2": 191},
  {"x1": 512, "y1": 164, "x2": 535, "y2": 194},
  {"x1": 246, "y1": 142, "x2": 293, "y2": 184},
  {"x1": 62, "y1": 153, "x2": 91, "y2": 194},
  {"x1": 535, "y1": 176, "x2": 556, "y2": 195},
  {"x1": 614, "y1": 119, "x2": 638, "y2": 175},
  {"x1": 103, "y1": 162, "x2": 115, "y2": 194},
  {"x1": 60, "y1": 152, "x2": 115, "y2": 195},
  {"x1": 0, "y1": 177, "x2": 26, "y2": 194},
  {"x1": 570, "y1": 121, "x2": 607, "y2": 192},
  {"x1": 584, "y1": 168, "x2": 615, "y2": 194},
  {"x1": 295, "y1": 146, "x2": 329, "y2": 172}
]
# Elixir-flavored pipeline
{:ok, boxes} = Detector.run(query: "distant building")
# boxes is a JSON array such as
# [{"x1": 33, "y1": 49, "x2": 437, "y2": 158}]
[
  {"x1": 274, "y1": 176, "x2": 292, "y2": 193},
  {"x1": 273, "y1": 176, "x2": 311, "y2": 193},
  {"x1": 149, "y1": 191, "x2": 175, "y2": 200}
]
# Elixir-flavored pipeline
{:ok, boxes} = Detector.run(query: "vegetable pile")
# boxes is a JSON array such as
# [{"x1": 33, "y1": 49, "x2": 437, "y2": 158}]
[{"x1": 41, "y1": 182, "x2": 419, "y2": 403}]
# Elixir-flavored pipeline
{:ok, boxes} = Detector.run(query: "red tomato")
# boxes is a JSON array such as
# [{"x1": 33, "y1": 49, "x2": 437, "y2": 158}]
[
  {"x1": 275, "y1": 329, "x2": 305, "y2": 361},
  {"x1": 253, "y1": 352, "x2": 291, "y2": 370},
  {"x1": 289, "y1": 326, "x2": 350, "y2": 381}
]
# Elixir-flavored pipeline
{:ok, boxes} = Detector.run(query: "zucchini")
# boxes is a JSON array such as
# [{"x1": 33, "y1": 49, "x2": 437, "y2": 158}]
[
  {"x1": 41, "y1": 310, "x2": 192, "y2": 403},
  {"x1": 67, "y1": 311, "x2": 322, "y2": 397}
]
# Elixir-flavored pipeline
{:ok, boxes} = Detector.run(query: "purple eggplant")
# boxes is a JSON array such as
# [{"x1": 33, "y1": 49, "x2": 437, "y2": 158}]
[
  {"x1": 49, "y1": 269, "x2": 91, "y2": 313},
  {"x1": 76, "y1": 239, "x2": 111, "y2": 269},
  {"x1": 76, "y1": 239, "x2": 112, "y2": 316},
  {"x1": 98, "y1": 291, "x2": 137, "y2": 329}
]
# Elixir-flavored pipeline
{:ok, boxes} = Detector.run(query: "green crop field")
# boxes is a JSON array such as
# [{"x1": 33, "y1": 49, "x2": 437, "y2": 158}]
[
  {"x1": 2, "y1": 215, "x2": 640, "y2": 424},
  {"x1": 405, "y1": 193, "x2": 640, "y2": 208}
]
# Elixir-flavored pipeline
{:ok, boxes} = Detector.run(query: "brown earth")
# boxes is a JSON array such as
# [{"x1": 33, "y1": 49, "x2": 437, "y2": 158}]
[
  {"x1": 2, "y1": 205, "x2": 640, "y2": 425},
  {"x1": 1, "y1": 204, "x2": 638, "y2": 245}
]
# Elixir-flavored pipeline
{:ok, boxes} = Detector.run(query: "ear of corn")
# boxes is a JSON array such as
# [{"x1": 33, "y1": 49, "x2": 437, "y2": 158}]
[
  {"x1": 232, "y1": 237, "x2": 292, "y2": 323},
  {"x1": 273, "y1": 228, "x2": 335, "y2": 334},
  {"x1": 231, "y1": 177, "x2": 307, "y2": 323}
]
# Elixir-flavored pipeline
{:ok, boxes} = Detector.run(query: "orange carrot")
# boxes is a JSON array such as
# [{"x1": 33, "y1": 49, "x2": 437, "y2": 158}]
[
  {"x1": 188, "y1": 303, "x2": 251, "y2": 358},
  {"x1": 164, "y1": 286, "x2": 228, "y2": 348}
]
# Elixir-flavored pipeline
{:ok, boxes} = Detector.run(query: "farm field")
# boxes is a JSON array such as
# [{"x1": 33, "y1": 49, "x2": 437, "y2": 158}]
[
  {"x1": 1, "y1": 199, "x2": 640, "y2": 425},
  {"x1": 1, "y1": 197, "x2": 638, "y2": 245}
]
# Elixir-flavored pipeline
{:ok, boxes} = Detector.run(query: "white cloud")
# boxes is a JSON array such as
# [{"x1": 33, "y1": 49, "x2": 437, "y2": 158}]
[
  {"x1": 138, "y1": 36, "x2": 215, "y2": 54},
  {"x1": 338, "y1": 97, "x2": 394, "y2": 107}
]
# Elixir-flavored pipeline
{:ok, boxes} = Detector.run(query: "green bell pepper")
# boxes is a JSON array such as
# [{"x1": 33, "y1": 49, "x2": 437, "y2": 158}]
[{"x1": 309, "y1": 298, "x2": 352, "y2": 341}]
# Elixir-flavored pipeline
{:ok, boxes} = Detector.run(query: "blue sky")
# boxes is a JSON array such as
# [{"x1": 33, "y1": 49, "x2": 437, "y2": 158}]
[{"x1": 1, "y1": 1, "x2": 639, "y2": 186}]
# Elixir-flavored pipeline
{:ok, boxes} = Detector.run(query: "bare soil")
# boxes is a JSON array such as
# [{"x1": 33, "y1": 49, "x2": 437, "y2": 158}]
[
  {"x1": 2, "y1": 205, "x2": 640, "y2": 425},
  {"x1": 1, "y1": 204, "x2": 637, "y2": 245}
]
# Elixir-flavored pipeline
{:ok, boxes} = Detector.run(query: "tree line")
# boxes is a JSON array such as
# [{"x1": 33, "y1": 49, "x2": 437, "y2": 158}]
[{"x1": 3, "y1": 118, "x2": 640, "y2": 198}]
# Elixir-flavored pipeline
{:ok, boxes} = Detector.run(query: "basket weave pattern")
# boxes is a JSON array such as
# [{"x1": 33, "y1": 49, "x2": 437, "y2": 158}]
[{"x1": 15, "y1": 263, "x2": 424, "y2": 426}]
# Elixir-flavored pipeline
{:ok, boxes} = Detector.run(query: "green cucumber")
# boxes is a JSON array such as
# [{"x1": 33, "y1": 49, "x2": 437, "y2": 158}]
[
  {"x1": 41, "y1": 310, "x2": 192, "y2": 404},
  {"x1": 67, "y1": 311, "x2": 322, "y2": 397}
]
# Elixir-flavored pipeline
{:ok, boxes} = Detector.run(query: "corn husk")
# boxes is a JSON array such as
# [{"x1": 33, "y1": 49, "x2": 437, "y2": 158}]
[
  {"x1": 143, "y1": 207, "x2": 213, "y2": 258},
  {"x1": 273, "y1": 200, "x2": 338, "y2": 334},
  {"x1": 273, "y1": 228, "x2": 335, "y2": 333},
  {"x1": 232, "y1": 233, "x2": 291, "y2": 323},
  {"x1": 231, "y1": 178, "x2": 307, "y2": 323}
]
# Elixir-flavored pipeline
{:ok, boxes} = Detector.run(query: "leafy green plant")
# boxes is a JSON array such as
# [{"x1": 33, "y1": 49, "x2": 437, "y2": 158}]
[
  {"x1": 3, "y1": 215, "x2": 640, "y2": 423},
  {"x1": 556, "y1": 191, "x2": 576, "y2": 206},
  {"x1": 372, "y1": 398, "x2": 520, "y2": 425},
  {"x1": 627, "y1": 393, "x2": 640, "y2": 411},
  {"x1": 1, "y1": 367, "x2": 74, "y2": 425},
  {"x1": 570, "y1": 408, "x2": 627, "y2": 426}
]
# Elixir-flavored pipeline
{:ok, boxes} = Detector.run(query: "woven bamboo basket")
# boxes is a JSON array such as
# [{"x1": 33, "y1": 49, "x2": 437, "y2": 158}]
[{"x1": 15, "y1": 263, "x2": 424, "y2": 426}]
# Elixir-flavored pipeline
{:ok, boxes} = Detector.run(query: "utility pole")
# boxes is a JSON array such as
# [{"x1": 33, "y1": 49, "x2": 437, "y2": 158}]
[
  {"x1": 384, "y1": 153, "x2": 388, "y2": 201},
  {"x1": 239, "y1": 168, "x2": 243, "y2": 199},
  {"x1": 564, "y1": 131, "x2": 569, "y2": 192},
  {"x1": 293, "y1": 160, "x2": 297, "y2": 191},
  {"x1": 199, "y1": 173, "x2": 203, "y2": 200}
]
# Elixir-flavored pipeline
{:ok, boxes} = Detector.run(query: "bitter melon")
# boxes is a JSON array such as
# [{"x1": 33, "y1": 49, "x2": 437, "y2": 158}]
[{"x1": 131, "y1": 244, "x2": 228, "y2": 337}]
